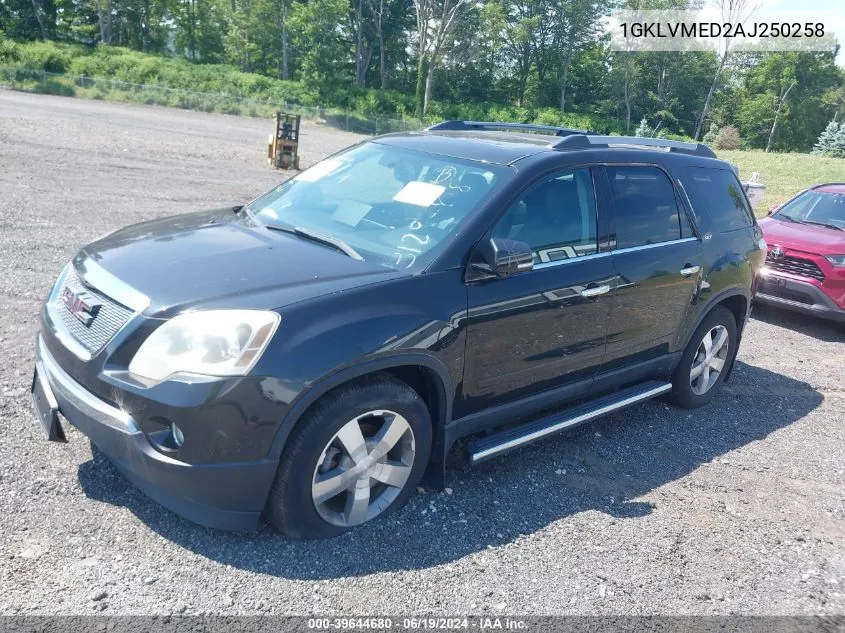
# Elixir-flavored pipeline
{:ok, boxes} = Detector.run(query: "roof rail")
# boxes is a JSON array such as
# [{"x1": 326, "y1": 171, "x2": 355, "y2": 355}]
[
  {"x1": 554, "y1": 134, "x2": 716, "y2": 158},
  {"x1": 427, "y1": 120, "x2": 594, "y2": 137}
]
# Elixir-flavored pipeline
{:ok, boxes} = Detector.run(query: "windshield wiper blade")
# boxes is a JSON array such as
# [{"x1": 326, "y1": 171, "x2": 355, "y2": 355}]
[
  {"x1": 802, "y1": 220, "x2": 844, "y2": 231},
  {"x1": 266, "y1": 224, "x2": 364, "y2": 260},
  {"x1": 293, "y1": 227, "x2": 365, "y2": 260}
]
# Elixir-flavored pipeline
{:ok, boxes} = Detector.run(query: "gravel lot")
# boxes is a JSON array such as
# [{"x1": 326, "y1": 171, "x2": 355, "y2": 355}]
[{"x1": 1, "y1": 90, "x2": 844, "y2": 617}]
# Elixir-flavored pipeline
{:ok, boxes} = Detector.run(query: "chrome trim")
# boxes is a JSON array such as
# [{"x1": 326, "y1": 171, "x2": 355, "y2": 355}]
[
  {"x1": 45, "y1": 259, "x2": 149, "y2": 361},
  {"x1": 470, "y1": 382, "x2": 672, "y2": 462},
  {"x1": 674, "y1": 180, "x2": 704, "y2": 240},
  {"x1": 611, "y1": 237, "x2": 698, "y2": 255},
  {"x1": 584, "y1": 135, "x2": 701, "y2": 152},
  {"x1": 534, "y1": 251, "x2": 610, "y2": 270},
  {"x1": 580, "y1": 284, "x2": 610, "y2": 297},
  {"x1": 74, "y1": 254, "x2": 150, "y2": 312},
  {"x1": 37, "y1": 335, "x2": 137, "y2": 432},
  {"x1": 33, "y1": 361, "x2": 59, "y2": 412},
  {"x1": 45, "y1": 264, "x2": 93, "y2": 361}
]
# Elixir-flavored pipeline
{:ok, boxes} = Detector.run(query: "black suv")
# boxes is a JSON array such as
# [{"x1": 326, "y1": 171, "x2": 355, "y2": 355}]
[{"x1": 31, "y1": 121, "x2": 766, "y2": 537}]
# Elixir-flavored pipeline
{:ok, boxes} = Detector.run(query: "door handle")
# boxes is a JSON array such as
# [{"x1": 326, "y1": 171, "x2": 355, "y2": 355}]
[
  {"x1": 680, "y1": 265, "x2": 701, "y2": 277},
  {"x1": 580, "y1": 284, "x2": 610, "y2": 298}
]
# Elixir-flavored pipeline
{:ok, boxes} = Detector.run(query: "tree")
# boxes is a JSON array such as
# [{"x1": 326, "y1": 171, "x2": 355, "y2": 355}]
[
  {"x1": 693, "y1": 0, "x2": 759, "y2": 140},
  {"x1": 364, "y1": 0, "x2": 386, "y2": 89},
  {"x1": 765, "y1": 78, "x2": 795, "y2": 152},
  {"x1": 289, "y1": 0, "x2": 351, "y2": 97},
  {"x1": 498, "y1": 0, "x2": 542, "y2": 107},
  {"x1": 412, "y1": 0, "x2": 469, "y2": 116},
  {"x1": 832, "y1": 125, "x2": 845, "y2": 158},
  {"x1": 349, "y1": 0, "x2": 374, "y2": 88},
  {"x1": 735, "y1": 52, "x2": 841, "y2": 151},
  {"x1": 702, "y1": 122, "x2": 719, "y2": 145},
  {"x1": 552, "y1": 0, "x2": 608, "y2": 113},
  {"x1": 276, "y1": 0, "x2": 290, "y2": 79},
  {"x1": 2, "y1": 0, "x2": 843, "y2": 155},
  {"x1": 812, "y1": 121, "x2": 840, "y2": 156}
]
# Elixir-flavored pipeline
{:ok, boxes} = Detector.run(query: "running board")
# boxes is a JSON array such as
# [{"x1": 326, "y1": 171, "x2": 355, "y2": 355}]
[{"x1": 467, "y1": 380, "x2": 672, "y2": 465}]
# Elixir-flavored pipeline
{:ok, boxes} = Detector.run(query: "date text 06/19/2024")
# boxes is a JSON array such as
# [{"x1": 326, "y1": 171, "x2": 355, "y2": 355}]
[{"x1": 307, "y1": 617, "x2": 530, "y2": 630}]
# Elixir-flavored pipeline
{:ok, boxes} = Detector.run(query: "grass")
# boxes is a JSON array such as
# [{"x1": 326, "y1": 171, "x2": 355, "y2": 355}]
[
  {"x1": 718, "y1": 150, "x2": 845, "y2": 216},
  {"x1": 0, "y1": 69, "x2": 422, "y2": 133}
]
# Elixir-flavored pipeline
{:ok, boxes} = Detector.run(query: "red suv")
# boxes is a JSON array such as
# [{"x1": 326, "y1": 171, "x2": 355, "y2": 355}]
[{"x1": 757, "y1": 183, "x2": 845, "y2": 322}]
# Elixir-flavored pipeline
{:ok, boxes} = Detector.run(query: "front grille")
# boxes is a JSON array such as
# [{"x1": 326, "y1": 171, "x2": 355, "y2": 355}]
[
  {"x1": 765, "y1": 254, "x2": 825, "y2": 282},
  {"x1": 53, "y1": 266, "x2": 134, "y2": 354}
]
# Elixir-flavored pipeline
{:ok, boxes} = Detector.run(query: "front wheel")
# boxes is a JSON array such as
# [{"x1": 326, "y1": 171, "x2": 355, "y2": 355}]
[
  {"x1": 670, "y1": 306, "x2": 738, "y2": 409},
  {"x1": 266, "y1": 374, "x2": 432, "y2": 539}
]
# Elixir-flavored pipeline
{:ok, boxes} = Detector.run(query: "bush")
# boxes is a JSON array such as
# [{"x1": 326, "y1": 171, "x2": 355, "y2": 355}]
[
  {"x1": 702, "y1": 122, "x2": 719, "y2": 146},
  {"x1": 218, "y1": 102, "x2": 243, "y2": 116},
  {"x1": 12, "y1": 40, "x2": 75, "y2": 73},
  {"x1": 0, "y1": 39, "x2": 21, "y2": 64},
  {"x1": 715, "y1": 126, "x2": 741, "y2": 150},
  {"x1": 662, "y1": 132, "x2": 694, "y2": 142}
]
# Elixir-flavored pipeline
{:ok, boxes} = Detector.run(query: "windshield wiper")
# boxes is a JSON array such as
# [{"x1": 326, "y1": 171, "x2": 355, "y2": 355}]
[
  {"x1": 802, "y1": 220, "x2": 844, "y2": 231},
  {"x1": 266, "y1": 224, "x2": 364, "y2": 260},
  {"x1": 777, "y1": 215, "x2": 807, "y2": 224}
]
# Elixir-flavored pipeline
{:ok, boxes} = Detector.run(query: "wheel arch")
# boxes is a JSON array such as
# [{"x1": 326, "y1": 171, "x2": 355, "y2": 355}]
[
  {"x1": 680, "y1": 289, "x2": 749, "y2": 380},
  {"x1": 267, "y1": 354, "x2": 454, "y2": 478}
]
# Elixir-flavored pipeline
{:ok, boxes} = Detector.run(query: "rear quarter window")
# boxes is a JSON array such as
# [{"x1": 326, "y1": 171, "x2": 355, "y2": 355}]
[
  {"x1": 680, "y1": 167, "x2": 754, "y2": 233},
  {"x1": 605, "y1": 165, "x2": 683, "y2": 249}
]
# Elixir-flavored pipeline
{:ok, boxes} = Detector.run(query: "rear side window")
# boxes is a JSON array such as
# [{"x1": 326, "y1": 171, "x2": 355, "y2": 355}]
[
  {"x1": 680, "y1": 167, "x2": 753, "y2": 232},
  {"x1": 605, "y1": 166, "x2": 682, "y2": 249}
]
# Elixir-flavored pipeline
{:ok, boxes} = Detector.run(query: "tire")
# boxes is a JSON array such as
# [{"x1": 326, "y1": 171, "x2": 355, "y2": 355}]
[
  {"x1": 266, "y1": 373, "x2": 432, "y2": 539},
  {"x1": 670, "y1": 306, "x2": 738, "y2": 409}
]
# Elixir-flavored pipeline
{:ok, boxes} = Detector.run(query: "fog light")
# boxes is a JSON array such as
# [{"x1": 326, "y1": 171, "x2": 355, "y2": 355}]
[{"x1": 171, "y1": 423, "x2": 184, "y2": 448}]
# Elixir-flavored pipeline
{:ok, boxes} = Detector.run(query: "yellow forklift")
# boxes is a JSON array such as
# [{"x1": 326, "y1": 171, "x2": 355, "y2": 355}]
[{"x1": 267, "y1": 112, "x2": 301, "y2": 170}]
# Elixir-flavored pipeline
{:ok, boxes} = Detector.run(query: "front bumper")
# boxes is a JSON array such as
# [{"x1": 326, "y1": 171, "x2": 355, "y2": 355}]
[
  {"x1": 34, "y1": 334, "x2": 278, "y2": 531},
  {"x1": 755, "y1": 272, "x2": 845, "y2": 323}
]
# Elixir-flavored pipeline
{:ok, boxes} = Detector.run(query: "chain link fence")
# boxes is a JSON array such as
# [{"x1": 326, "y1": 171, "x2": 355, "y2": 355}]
[{"x1": 0, "y1": 66, "x2": 425, "y2": 135}]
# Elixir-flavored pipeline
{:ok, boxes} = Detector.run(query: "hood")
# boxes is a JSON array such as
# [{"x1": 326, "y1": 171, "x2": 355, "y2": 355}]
[
  {"x1": 759, "y1": 216, "x2": 845, "y2": 257},
  {"x1": 78, "y1": 208, "x2": 397, "y2": 316}
]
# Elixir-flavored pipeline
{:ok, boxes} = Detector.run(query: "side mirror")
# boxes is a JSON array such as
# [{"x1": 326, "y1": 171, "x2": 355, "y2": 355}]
[
  {"x1": 473, "y1": 237, "x2": 534, "y2": 277},
  {"x1": 767, "y1": 205, "x2": 779, "y2": 216}
]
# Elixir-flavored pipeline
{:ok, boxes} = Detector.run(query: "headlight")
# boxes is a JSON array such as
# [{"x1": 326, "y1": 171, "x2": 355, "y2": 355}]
[
  {"x1": 128, "y1": 310, "x2": 281, "y2": 382},
  {"x1": 825, "y1": 255, "x2": 845, "y2": 268}
]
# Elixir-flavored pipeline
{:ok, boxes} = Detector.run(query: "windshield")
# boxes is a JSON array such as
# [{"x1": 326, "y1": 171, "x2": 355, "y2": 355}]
[
  {"x1": 777, "y1": 190, "x2": 845, "y2": 229},
  {"x1": 247, "y1": 143, "x2": 511, "y2": 269}
]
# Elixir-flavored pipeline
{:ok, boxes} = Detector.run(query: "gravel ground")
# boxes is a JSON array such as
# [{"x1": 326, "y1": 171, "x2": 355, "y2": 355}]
[{"x1": 1, "y1": 90, "x2": 844, "y2": 617}]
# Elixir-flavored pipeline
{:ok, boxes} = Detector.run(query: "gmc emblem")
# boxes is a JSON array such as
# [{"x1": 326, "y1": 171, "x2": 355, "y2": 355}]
[{"x1": 60, "y1": 286, "x2": 102, "y2": 328}]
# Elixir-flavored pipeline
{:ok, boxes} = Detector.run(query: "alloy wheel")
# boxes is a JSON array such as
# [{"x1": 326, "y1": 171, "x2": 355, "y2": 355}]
[
  {"x1": 311, "y1": 409, "x2": 416, "y2": 527},
  {"x1": 689, "y1": 325, "x2": 730, "y2": 396}
]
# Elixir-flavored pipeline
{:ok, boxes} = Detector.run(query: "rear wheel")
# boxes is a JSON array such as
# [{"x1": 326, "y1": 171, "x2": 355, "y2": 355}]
[
  {"x1": 670, "y1": 306, "x2": 738, "y2": 409},
  {"x1": 266, "y1": 374, "x2": 432, "y2": 538}
]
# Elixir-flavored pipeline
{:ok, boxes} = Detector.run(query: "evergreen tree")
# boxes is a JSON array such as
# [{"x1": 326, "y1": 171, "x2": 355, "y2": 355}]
[
  {"x1": 703, "y1": 122, "x2": 719, "y2": 146},
  {"x1": 830, "y1": 124, "x2": 845, "y2": 158},
  {"x1": 812, "y1": 120, "x2": 840, "y2": 155},
  {"x1": 634, "y1": 117, "x2": 651, "y2": 138}
]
